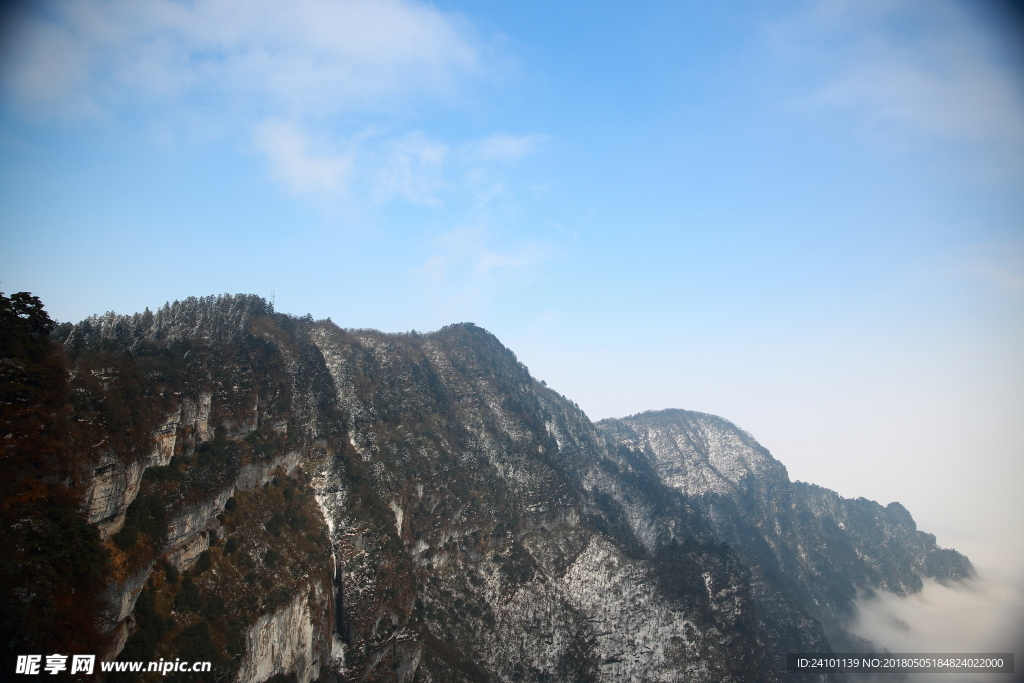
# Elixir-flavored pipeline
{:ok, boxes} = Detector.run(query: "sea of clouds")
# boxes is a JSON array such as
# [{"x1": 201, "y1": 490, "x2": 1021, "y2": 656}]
[{"x1": 850, "y1": 568, "x2": 1023, "y2": 683}]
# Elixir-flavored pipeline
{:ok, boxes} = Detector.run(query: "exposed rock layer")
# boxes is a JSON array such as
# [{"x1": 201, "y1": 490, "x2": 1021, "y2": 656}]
[{"x1": 14, "y1": 294, "x2": 972, "y2": 682}]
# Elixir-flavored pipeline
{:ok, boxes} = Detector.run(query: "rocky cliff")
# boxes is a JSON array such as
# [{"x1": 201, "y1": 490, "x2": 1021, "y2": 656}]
[
  {"x1": 595, "y1": 410, "x2": 972, "y2": 652},
  {"x1": 0, "y1": 293, "x2": 973, "y2": 682}
]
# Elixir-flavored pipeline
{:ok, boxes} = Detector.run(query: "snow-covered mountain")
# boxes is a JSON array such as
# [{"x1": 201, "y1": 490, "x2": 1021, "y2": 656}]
[
  {"x1": 597, "y1": 410, "x2": 972, "y2": 654},
  {"x1": 1, "y1": 293, "x2": 972, "y2": 682}
]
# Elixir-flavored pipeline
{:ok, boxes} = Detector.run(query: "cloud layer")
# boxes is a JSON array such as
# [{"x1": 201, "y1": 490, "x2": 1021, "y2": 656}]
[
  {"x1": 0, "y1": 0, "x2": 480, "y2": 120},
  {"x1": 0, "y1": 0, "x2": 517, "y2": 204},
  {"x1": 851, "y1": 571, "x2": 1024, "y2": 683},
  {"x1": 777, "y1": 0, "x2": 1024, "y2": 171},
  {"x1": 417, "y1": 225, "x2": 553, "y2": 315}
]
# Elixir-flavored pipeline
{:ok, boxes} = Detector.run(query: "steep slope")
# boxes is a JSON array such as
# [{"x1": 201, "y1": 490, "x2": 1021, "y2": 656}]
[
  {"x1": 2, "y1": 293, "x2": 974, "y2": 682},
  {"x1": 30, "y1": 295, "x2": 337, "y2": 682},
  {"x1": 596, "y1": 409, "x2": 973, "y2": 648},
  {"x1": 307, "y1": 322, "x2": 777, "y2": 682}
]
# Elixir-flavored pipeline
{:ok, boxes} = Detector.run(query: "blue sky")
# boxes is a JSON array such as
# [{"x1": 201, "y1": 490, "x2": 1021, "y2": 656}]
[{"x1": 1, "y1": 0, "x2": 1023, "y2": 577}]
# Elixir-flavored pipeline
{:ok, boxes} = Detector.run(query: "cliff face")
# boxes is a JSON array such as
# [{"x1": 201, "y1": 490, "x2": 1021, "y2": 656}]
[
  {"x1": 306, "y1": 322, "x2": 772, "y2": 682},
  {"x1": 1, "y1": 294, "x2": 973, "y2": 683},
  {"x1": 594, "y1": 410, "x2": 972, "y2": 650}
]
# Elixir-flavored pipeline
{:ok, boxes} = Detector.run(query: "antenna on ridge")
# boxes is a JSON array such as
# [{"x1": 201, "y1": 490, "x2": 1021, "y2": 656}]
[{"x1": 271, "y1": 290, "x2": 276, "y2": 311}]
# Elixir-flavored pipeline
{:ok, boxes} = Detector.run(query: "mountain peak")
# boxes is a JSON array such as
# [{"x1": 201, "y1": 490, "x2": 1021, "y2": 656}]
[{"x1": 2, "y1": 292, "x2": 973, "y2": 682}]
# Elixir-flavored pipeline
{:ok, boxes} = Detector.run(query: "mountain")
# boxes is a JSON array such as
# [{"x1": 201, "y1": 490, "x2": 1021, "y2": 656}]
[
  {"x1": 596, "y1": 411, "x2": 972, "y2": 654},
  {"x1": 1, "y1": 293, "x2": 972, "y2": 682}
]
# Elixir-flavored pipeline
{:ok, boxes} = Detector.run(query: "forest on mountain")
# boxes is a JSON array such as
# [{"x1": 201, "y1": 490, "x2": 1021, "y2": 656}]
[{"x1": 1, "y1": 292, "x2": 972, "y2": 682}]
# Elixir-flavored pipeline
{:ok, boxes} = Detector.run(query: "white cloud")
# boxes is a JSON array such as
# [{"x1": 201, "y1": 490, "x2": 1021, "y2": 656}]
[
  {"x1": 0, "y1": 0, "x2": 481, "y2": 119},
  {"x1": 850, "y1": 572, "x2": 1024, "y2": 683},
  {"x1": 778, "y1": 0, "x2": 1024, "y2": 166},
  {"x1": 373, "y1": 131, "x2": 449, "y2": 205},
  {"x1": 960, "y1": 242, "x2": 1024, "y2": 292},
  {"x1": 422, "y1": 226, "x2": 549, "y2": 283},
  {"x1": 418, "y1": 225, "x2": 551, "y2": 312},
  {"x1": 0, "y1": 1, "x2": 550, "y2": 208},
  {"x1": 473, "y1": 132, "x2": 549, "y2": 164},
  {"x1": 253, "y1": 121, "x2": 451, "y2": 204},
  {"x1": 439, "y1": 132, "x2": 548, "y2": 212},
  {"x1": 253, "y1": 119, "x2": 354, "y2": 197},
  {"x1": 814, "y1": 37, "x2": 1024, "y2": 146},
  {"x1": 251, "y1": 122, "x2": 544, "y2": 208}
]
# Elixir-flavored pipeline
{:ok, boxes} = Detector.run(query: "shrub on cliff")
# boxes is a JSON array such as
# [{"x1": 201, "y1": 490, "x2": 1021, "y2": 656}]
[{"x1": 0, "y1": 292, "x2": 112, "y2": 672}]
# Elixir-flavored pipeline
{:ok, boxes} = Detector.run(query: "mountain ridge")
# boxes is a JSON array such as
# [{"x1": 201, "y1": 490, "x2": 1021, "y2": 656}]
[{"x1": 1, "y1": 292, "x2": 972, "y2": 682}]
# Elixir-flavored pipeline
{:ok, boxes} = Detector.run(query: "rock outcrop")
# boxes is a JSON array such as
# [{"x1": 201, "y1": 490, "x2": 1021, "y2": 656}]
[
  {"x1": 237, "y1": 581, "x2": 332, "y2": 683},
  {"x1": 2, "y1": 293, "x2": 972, "y2": 683},
  {"x1": 596, "y1": 410, "x2": 973, "y2": 649}
]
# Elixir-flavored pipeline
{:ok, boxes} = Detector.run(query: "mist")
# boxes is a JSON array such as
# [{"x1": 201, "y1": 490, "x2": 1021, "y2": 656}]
[{"x1": 849, "y1": 570, "x2": 1024, "y2": 683}]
